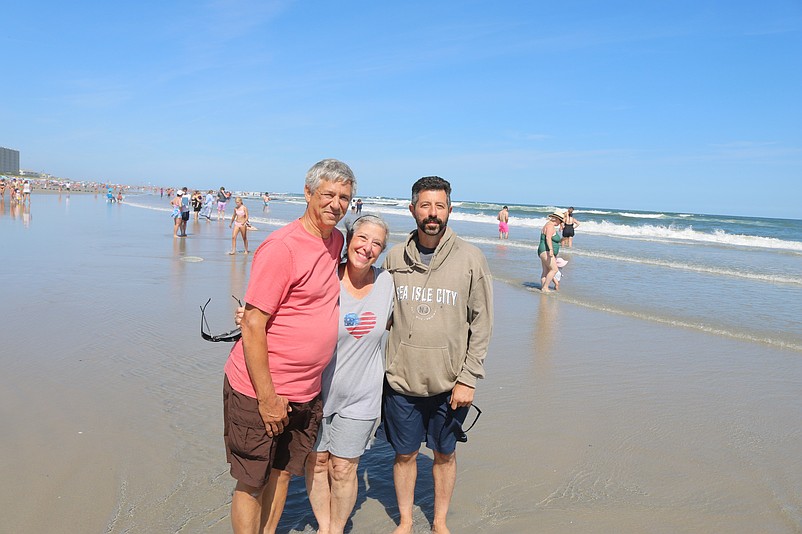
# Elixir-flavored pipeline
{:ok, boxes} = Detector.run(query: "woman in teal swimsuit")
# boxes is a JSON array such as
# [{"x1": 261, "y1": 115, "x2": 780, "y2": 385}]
[{"x1": 538, "y1": 212, "x2": 564, "y2": 292}]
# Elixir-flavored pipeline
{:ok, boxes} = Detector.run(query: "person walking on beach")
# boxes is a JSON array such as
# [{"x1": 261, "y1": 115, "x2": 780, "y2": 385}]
[
  {"x1": 497, "y1": 205, "x2": 509, "y2": 239},
  {"x1": 538, "y1": 212, "x2": 564, "y2": 292},
  {"x1": 561, "y1": 207, "x2": 579, "y2": 248},
  {"x1": 201, "y1": 190, "x2": 215, "y2": 220},
  {"x1": 217, "y1": 187, "x2": 230, "y2": 220},
  {"x1": 222, "y1": 159, "x2": 355, "y2": 534},
  {"x1": 382, "y1": 176, "x2": 494, "y2": 534},
  {"x1": 228, "y1": 196, "x2": 250, "y2": 255}
]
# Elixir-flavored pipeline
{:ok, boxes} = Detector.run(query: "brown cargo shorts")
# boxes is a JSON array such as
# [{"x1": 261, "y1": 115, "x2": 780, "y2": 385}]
[{"x1": 223, "y1": 375, "x2": 322, "y2": 488}]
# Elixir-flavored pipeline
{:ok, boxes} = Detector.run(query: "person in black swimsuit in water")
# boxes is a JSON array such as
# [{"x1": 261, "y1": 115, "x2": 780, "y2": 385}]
[{"x1": 561, "y1": 207, "x2": 579, "y2": 248}]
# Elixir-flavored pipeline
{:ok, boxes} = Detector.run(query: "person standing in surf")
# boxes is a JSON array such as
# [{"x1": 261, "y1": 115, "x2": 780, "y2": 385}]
[
  {"x1": 561, "y1": 207, "x2": 579, "y2": 248},
  {"x1": 538, "y1": 212, "x2": 564, "y2": 292},
  {"x1": 497, "y1": 205, "x2": 509, "y2": 239},
  {"x1": 228, "y1": 196, "x2": 250, "y2": 255}
]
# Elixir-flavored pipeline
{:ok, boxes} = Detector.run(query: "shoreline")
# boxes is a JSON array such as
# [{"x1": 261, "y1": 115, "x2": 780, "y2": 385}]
[{"x1": 1, "y1": 193, "x2": 800, "y2": 533}]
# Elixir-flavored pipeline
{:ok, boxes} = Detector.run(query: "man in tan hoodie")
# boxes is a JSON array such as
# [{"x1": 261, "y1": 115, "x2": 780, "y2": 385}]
[{"x1": 382, "y1": 176, "x2": 494, "y2": 534}]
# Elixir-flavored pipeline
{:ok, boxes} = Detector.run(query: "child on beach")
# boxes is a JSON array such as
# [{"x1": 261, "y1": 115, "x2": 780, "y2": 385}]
[
  {"x1": 553, "y1": 257, "x2": 568, "y2": 291},
  {"x1": 228, "y1": 197, "x2": 249, "y2": 255}
]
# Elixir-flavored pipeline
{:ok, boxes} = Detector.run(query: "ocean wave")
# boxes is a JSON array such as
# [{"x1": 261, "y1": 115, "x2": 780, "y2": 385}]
[
  {"x1": 620, "y1": 212, "x2": 666, "y2": 219},
  {"x1": 363, "y1": 196, "x2": 407, "y2": 207},
  {"x1": 579, "y1": 221, "x2": 802, "y2": 252},
  {"x1": 126, "y1": 199, "x2": 802, "y2": 253},
  {"x1": 555, "y1": 295, "x2": 802, "y2": 353},
  {"x1": 572, "y1": 249, "x2": 802, "y2": 286},
  {"x1": 123, "y1": 201, "x2": 171, "y2": 213},
  {"x1": 466, "y1": 236, "x2": 802, "y2": 285},
  {"x1": 578, "y1": 209, "x2": 614, "y2": 215}
]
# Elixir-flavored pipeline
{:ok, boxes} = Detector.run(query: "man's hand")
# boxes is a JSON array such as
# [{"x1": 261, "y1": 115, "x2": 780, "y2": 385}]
[
  {"x1": 450, "y1": 382, "x2": 475, "y2": 410},
  {"x1": 258, "y1": 394, "x2": 291, "y2": 438},
  {"x1": 234, "y1": 306, "x2": 245, "y2": 326}
]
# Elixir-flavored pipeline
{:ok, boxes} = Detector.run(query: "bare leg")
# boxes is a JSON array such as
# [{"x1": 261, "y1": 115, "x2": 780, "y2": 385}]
[
  {"x1": 242, "y1": 228, "x2": 249, "y2": 254},
  {"x1": 542, "y1": 257, "x2": 558, "y2": 292},
  {"x1": 329, "y1": 455, "x2": 359, "y2": 534},
  {"x1": 539, "y1": 252, "x2": 550, "y2": 291},
  {"x1": 392, "y1": 452, "x2": 418, "y2": 534},
  {"x1": 259, "y1": 469, "x2": 291, "y2": 534},
  {"x1": 230, "y1": 228, "x2": 237, "y2": 254},
  {"x1": 306, "y1": 452, "x2": 332, "y2": 534},
  {"x1": 432, "y1": 451, "x2": 457, "y2": 534},
  {"x1": 231, "y1": 481, "x2": 264, "y2": 534}
]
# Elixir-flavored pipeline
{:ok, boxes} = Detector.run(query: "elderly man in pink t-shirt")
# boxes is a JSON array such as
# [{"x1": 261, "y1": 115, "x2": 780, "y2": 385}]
[{"x1": 223, "y1": 159, "x2": 356, "y2": 534}]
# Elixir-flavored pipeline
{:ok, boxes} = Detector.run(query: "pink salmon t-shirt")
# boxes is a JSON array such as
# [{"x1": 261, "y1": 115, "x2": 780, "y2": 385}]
[{"x1": 224, "y1": 219, "x2": 344, "y2": 403}]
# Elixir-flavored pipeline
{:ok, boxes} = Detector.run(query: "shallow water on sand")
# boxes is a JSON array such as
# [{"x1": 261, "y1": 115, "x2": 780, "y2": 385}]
[{"x1": 1, "y1": 194, "x2": 801, "y2": 532}]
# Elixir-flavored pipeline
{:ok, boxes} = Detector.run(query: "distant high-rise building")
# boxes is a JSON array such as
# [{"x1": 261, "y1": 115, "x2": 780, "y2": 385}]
[{"x1": 0, "y1": 146, "x2": 20, "y2": 174}]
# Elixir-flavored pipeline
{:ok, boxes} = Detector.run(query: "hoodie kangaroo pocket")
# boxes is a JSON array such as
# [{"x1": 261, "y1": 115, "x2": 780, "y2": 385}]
[{"x1": 387, "y1": 342, "x2": 457, "y2": 396}]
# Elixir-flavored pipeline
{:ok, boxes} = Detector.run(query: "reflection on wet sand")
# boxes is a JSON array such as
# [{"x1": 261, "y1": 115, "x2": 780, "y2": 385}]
[
  {"x1": 230, "y1": 253, "x2": 249, "y2": 299},
  {"x1": 533, "y1": 294, "x2": 560, "y2": 376}
]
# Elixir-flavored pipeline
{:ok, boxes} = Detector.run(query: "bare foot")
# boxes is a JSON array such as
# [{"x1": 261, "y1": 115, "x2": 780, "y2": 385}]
[
  {"x1": 392, "y1": 522, "x2": 413, "y2": 534},
  {"x1": 228, "y1": 251, "x2": 236, "y2": 255},
  {"x1": 541, "y1": 288, "x2": 552, "y2": 293},
  {"x1": 432, "y1": 522, "x2": 451, "y2": 534}
]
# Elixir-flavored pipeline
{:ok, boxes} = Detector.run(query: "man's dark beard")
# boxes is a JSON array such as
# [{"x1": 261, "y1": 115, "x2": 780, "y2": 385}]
[{"x1": 417, "y1": 216, "x2": 447, "y2": 235}]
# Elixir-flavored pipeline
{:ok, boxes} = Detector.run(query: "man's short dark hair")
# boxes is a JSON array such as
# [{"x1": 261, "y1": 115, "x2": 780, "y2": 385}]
[{"x1": 411, "y1": 176, "x2": 451, "y2": 207}]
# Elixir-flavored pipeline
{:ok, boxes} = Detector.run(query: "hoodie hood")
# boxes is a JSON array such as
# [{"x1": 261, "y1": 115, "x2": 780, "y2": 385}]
[{"x1": 398, "y1": 226, "x2": 458, "y2": 273}]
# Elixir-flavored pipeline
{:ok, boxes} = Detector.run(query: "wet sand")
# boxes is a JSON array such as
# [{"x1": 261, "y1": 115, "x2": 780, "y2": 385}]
[{"x1": 1, "y1": 194, "x2": 800, "y2": 532}]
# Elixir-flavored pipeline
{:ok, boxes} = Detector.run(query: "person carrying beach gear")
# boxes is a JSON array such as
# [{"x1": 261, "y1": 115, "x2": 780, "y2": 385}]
[
  {"x1": 222, "y1": 159, "x2": 355, "y2": 534},
  {"x1": 381, "y1": 176, "x2": 494, "y2": 534}
]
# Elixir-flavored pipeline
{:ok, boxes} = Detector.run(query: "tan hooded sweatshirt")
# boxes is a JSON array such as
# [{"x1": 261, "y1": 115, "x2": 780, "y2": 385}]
[{"x1": 382, "y1": 227, "x2": 494, "y2": 397}]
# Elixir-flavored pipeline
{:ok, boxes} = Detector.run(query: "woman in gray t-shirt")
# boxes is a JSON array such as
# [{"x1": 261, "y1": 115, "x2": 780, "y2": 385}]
[{"x1": 306, "y1": 214, "x2": 394, "y2": 534}]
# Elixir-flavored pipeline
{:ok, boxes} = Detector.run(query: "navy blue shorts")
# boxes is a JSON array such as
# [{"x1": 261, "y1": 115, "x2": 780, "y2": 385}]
[{"x1": 382, "y1": 383, "x2": 469, "y2": 455}]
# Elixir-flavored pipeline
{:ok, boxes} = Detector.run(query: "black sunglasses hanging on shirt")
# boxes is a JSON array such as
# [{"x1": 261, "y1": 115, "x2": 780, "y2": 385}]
[{"x1": 200, "y1": 295, "x2": 243, "y2": 342}]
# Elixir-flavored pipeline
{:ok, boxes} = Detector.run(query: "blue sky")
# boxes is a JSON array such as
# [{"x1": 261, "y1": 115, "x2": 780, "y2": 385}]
[{"x1": 3, "y1": 0, "x2": 801, "y2": 218}]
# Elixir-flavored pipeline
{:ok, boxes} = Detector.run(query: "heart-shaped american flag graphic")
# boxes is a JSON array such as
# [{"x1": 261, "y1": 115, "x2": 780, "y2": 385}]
[{"x1": 344, "y1": 311, "x2": 377, "y2": 340}]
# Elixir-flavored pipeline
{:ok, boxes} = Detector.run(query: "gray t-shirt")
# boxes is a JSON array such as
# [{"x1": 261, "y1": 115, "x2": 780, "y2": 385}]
[{"x1": 321, "y1": 267, "x2": 395, "y2": 420}]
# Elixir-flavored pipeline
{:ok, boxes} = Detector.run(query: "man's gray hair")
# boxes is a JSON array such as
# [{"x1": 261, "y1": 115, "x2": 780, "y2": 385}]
[
  {"x1": 306, "y1": 159, "x2": 357, "y2": 196},
  {"x1": 346, "y1": 214, "x2": 390, "y2": 251}
]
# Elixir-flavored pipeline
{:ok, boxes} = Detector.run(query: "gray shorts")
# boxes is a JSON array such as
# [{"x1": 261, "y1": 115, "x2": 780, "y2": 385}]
[{"x1": 314, "y1": 413, "x2": 379, "y2": 459}]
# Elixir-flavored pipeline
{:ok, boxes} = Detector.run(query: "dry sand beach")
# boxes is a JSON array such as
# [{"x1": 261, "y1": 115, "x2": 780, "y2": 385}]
[{"x1": 1, "y1": 193, "x2": 801, "y2": 533}]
